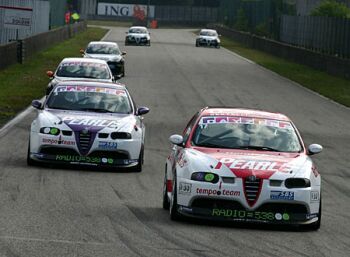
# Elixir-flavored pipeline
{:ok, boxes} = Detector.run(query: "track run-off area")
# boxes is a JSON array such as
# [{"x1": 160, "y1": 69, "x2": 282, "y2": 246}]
[{"x1": 0, "y1": 27, "x2": 349, "y2": 257}]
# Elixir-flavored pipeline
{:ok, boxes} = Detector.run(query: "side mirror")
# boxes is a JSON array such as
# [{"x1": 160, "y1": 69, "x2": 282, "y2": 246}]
[
  {"x1": 308, "y1": 144, "x2": 323, "y2": 155},
  {"x1": 79, "y1": 49, "x2": 85, "y2": 54},
  {"x1": 169, "y1": 134, "x2": 184, "y2": 146},
  {"x1": 137, "y1": 107, "x2": 150, "y2": 116},
  {"x1": 46, "y1": 71, "x2": 54, "y2": 78},
  {"x1": 32, "y1": 100, "x2": 42, "y2": 109},
  {"x1": 122, "y1": 51, "x2": 126, "y2": 56}
]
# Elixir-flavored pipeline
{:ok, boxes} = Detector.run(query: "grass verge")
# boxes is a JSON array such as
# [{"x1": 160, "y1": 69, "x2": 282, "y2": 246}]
[
  {"x1": 0, "y1": 27, "x2": 108, "y2": 128},
  {"x1": 221, "y1": 36, "x2": 350, "y2": 107}
]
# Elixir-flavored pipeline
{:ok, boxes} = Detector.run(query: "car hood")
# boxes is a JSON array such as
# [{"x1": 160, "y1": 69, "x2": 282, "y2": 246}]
[
  {"x1": 84, "y1": 54, "x2": 122, "y2": 62},
  {"x1": 128, "y1": 33, "x2": 149, "y2": 38},
  {"x1": 198, "y1": 36, "x2": 218, "y2": 40},
  {"x1": 39, "y1": 109, "x2": 136, "y2": 133},
  {"x1": 188, "y1": 147, "x2": 311, "y2": 180}
]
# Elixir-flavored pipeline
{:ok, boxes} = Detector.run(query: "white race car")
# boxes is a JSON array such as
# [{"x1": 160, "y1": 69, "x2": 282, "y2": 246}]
[
  {"x1": 46, "y1": 57, "x2": 115, "y2": 95},
  {"x1": 81, "y1": 41, "x2": 126, "y2": 78},
  {"x1": 196, "y1": 29, "x2": 220, "y2": 48},
  {"x1": 28, "y1": 81, "x2": 149, "y2": 172},
  {"x1": 163, "y1": 107, "x2": 322, "y2": 229},
  {"x1": 125, "y1": 26, "x2": 151, "y2": 46}
]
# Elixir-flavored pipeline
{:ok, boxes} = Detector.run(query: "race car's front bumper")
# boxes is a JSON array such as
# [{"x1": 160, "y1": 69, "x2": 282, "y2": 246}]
[
  {"x1": 29, "y1": 151, "x2": 139, "y2": 168},
  {"x1": 125, "y1": 37, "x2": 149, "y2": 45},
  {"x1": 175, "y1": 178, "x2": 320, "y2": 225}
]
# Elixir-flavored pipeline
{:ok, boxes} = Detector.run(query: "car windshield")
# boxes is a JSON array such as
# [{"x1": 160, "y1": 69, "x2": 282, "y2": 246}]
[
  {"x1": 46, "y1": 86, "x2": 132, "y2": 114},
  {"x1": 192, "y1": 116, "x2": 302, "y2": 152},
  {"x1": 129, "y1": 28, "x2": 147, "y2": 34},
  {"x1": 56, "y1": 62, "x2": 111, "y2": 79},
  {"x1": 200, "y1": 31, "x2": 217, "y2": 37},
  {"x1": 86, "y1": 44, "x2": 121, "y2": 55}
]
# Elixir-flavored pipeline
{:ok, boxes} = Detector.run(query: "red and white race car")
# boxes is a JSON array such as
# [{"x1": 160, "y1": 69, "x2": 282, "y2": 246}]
[{"x1": 163, "y1": 107, "x2": 322, "y2": 229}]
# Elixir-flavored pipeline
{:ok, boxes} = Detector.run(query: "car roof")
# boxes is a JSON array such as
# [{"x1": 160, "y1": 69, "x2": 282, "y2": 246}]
[
  {"x1": 54, "y1": 80, "x2": 126, "y2": 90},
  {"x1": 87, "y1": 41, "x2": 118, "y2": 46},
  {"x1": 200, "y1": 107, "x2": 291, "y2": 121},
  {"x1": 60, "y1": 57, "x2": 108, "y2": 64}
]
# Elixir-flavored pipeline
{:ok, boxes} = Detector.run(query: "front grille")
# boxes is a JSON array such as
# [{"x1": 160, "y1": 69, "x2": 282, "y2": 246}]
[
  {"x1": 257, "y1": 203, "x2": 308, "y2": 214},
  {"x1": 40, "y1": 147, "x2": 78, "y2": 155},
  {"x1": 89, "y1": 151, "x2": 129, "y2": 159},
  {"x1": 79, "y1": 132, "x2": 91, "y2": 152},
  {"x1": 244, "y1": 178, "x2": 262, "y2": 206},
  {"x1": 191, "y1": 199, "x2": 245, "y2": 210}
]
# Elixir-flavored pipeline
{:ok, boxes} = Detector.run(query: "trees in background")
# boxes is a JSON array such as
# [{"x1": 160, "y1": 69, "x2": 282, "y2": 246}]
[{"x1": 310, "y1": 0, "x2": 350, "y2": 18}]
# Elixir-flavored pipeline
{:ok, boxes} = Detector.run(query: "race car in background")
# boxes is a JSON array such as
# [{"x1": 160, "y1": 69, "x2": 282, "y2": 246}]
[
  {"x1": 196, "y1": 29, "x2": 221, "y2": 48},
  {"x1": 125, "y1": 26, "x2": 151, "y2": 46},
  {"x1": 28, "y1": 81, "x2": 150, "y2": 172},
  {"x1": 163, "y1": 107, "x2": 322, "y2": 230},
  {"x1": 45, "y1": 58, "x2": 115, "y2": 95},
  {"x1": 81, "y1": 41, "x2": 126, "y2": 78}
]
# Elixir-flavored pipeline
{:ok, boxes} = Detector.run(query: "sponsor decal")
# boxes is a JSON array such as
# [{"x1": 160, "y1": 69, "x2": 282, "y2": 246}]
[
  {"x1": 196, "y1": 188, "x2": 240, "y2": 197},
  {"x1": 270, "y1": 191, "x2": 295, "y2": 200},
  {"x1": 61, "y1": 62, "x2": 106, "y2": 68},
  {"x1": 62, "y1": 117, "x2": 118, "y2": 129},
  {"x1": 56, "y1": 86, "x2": 126, "y2": 96},
  {"x1": 177, "y1": 152, "x2": 187, "y2": 168},
  {"x1": 310, "y1": 191, "x2": 320, "y2": 202},
  {"x1": 199, "y1": 116, "x2": 292, "y2": 130},
  {"x1": 179, "y1": 182, "x2": 191, "y2": 195},
  {"x1": 98, "y1": 141, "x2": 118, "y2": 150},
  {"x1": 56, "y1": 155, "x2": 106, "y2": 164},
  {"x1": 312, "y1": 166, "x2": 319, "y2": 177},
  {"x1": 306, "y1": 213, "x2": 318, "y2": 219},
  {"x1": 212, "y1": 209, "x2": 290, "y2": 221},
  {"x1": 42, "y1": 138, "x2": 75, "y2": 146},
  {"x1": 219, "y1": 158, "x2": 292, "y2": 173},
  {"x1": 97, "y1": 3, "x2": 155, "y2": 18}
]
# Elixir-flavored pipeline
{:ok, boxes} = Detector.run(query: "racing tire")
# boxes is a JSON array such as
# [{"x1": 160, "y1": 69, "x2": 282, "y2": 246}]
[
  {"x1": 147, "y1": 41, "x2": 151, "y2": 47},
  {"x1": 162, "y1": 168, "x2": 170, "y2": 210},
  {"x1": 169, "y1": 176, "x2": 181, "y2": 221},
  {"x1": 131, "y1": 147, "x2": 144, "y2": 173},
  {"x1": 195, "y1": 42, "x2": 199, "y2": 47},
  {"x1": 216, "y1": 44, "x2": 221, "y2": 49},
  {"x1": 27, "y1": 140, "x2": 38, "y2": 166},
  {"x1": 304, "y1": 198, "x2": 321, "y2": 230},
  {"x1": 121, "y1": 66, "x2": 125, "y2": 77}
]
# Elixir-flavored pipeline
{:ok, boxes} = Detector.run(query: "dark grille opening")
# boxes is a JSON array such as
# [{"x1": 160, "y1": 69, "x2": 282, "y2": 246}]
[
  {"x1": 257, "y1": 203, "x2": 308, "y2": 214},
  {"x1": 40, "y1": 147, "x2": 78, "y2": 155},
  {"x1": 191, "y1": 199, "x2": 245, "y2": 210},
  {"x1": 79, "y1": 132, "x2": 91, "y2": 151},
  {"x1": 89, "y1": 151, "x2": 129, "y2": 159},
  {"x1": 62, "y1": 130, "x2": 73, "y2": 136},
  {"x1": 244, "y1": 178, "x2": 262, "y2": 205},
  {"x1": 98, "y1": 133, "x2": 109, "y2": 139}
]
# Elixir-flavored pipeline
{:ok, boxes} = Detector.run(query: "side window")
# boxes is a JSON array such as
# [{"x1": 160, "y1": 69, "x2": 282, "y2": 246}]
[{"x1": 182, "y1": 112, "x2": 199, "y2": 144}]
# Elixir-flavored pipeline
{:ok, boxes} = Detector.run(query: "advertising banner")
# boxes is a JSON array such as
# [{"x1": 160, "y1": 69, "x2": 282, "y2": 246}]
[
  {"x1": 0, "y1": 5, "x2": 33, "y2": 29},
  {"x1": 97, "y1": 3, "x2": 155, "y2": 19}
]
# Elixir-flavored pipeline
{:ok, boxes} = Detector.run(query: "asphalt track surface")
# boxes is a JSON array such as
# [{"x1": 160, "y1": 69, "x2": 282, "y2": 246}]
[{"x1": 0, "y1": 27, "x2": 349, "y2": 257}]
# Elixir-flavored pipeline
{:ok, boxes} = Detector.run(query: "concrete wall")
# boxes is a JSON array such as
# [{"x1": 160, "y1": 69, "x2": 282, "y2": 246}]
[
  {"x1": 0, "y1": 41, "x2": 18, "y2": 69},
  {"x1": 210, "y1": 24, "x2": 350, "y2": 80}
]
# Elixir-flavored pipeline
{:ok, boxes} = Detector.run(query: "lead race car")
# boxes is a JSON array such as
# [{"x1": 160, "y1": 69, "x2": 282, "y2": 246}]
[
  {"x1": 28, "y1": 81, "x2": 150, "y2": 172},
  {"x1": 125, "y1": 26, "x2": 151, "y2": 46},
  {"x1": 163, "y1": 107, "x2": 323, "y2": 229}
]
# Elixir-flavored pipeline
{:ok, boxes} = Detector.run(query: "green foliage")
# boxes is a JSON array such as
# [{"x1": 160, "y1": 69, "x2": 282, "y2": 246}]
[
  {"x1": 235, "y1": 8, "x2": 249, "y2": 31},
  {"x1": 310, "y1": 0, "x2": 350, "y2": 18},
  {"x1": 254, "y1": 21, "x2": 270, "y2": 37},
  {"x1": 0, "y1": 28, "x2": 107, "y2": 127}
]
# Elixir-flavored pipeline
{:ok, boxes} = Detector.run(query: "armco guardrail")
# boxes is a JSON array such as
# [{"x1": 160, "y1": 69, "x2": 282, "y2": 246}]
[
  {"x1": 0, "y1": 21, "x2": 86, "y2": 71},
  {"x1": 210, "y1": 24, "x2": 350, "y2": 80}
]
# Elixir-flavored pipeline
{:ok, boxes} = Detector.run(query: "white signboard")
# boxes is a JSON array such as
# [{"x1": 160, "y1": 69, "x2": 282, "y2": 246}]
[
  {"x1": 1, "y1": 6, "x2": 33, "y2": 29},
  {"x1": 97, "y1": 3, "x2": 155, "y2": 19}
]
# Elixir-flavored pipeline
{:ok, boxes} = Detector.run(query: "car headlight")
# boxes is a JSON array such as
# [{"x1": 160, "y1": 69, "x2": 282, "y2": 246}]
[
  {"x1": 111, "y1": 132, "x2": 131, "y2": 140},
  {"x1": 40, "y1": 127, "x2": 60, "y2": 136},
  {"x1": 191, "y1": 172, "x2": 219, "y2": 183},
  {"x1": 285, "y1": 178, "x2": 311, "y2": 188}
]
